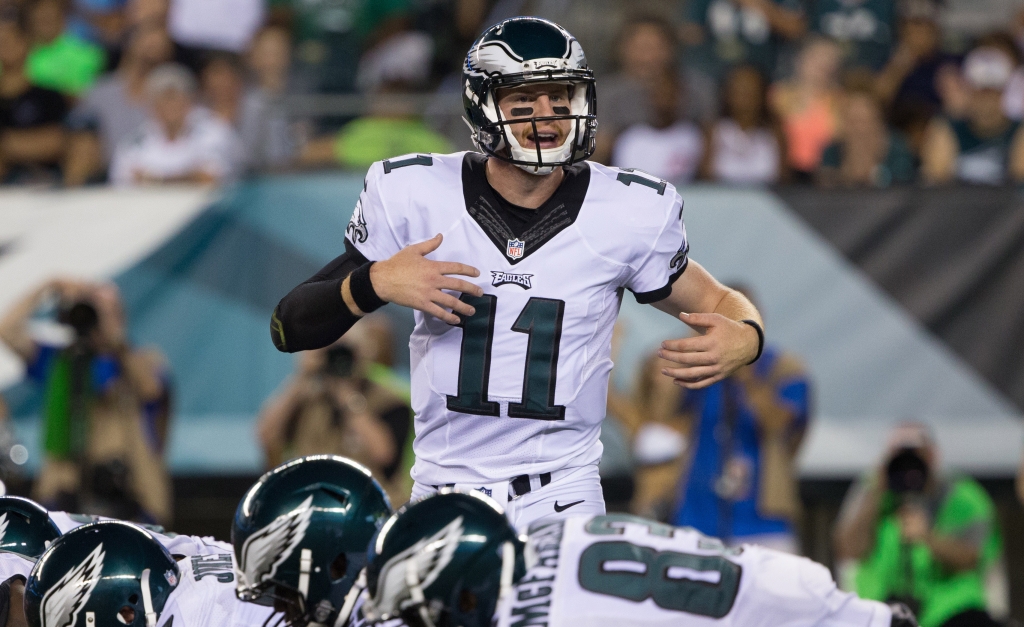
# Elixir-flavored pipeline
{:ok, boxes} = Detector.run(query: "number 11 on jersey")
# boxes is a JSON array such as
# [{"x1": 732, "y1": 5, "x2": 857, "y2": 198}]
[{"x1": 446, "y1": 293, "x2": 566, "y2": 420}]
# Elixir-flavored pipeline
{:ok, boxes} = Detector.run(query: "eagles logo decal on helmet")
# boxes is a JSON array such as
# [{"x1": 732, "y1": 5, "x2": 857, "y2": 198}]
[
  {"x1": 40, "y1": 543, "x2": 105, "y2": 627},
  {"x1": 237, "y1": 494, "x2": 315, "y2": 593},
  {"x1": 0, "y1": 496, "x2": 62, "y2": 559},
  {"x1": 25, "y1": 522, "x2": 179, "y2": 627},
  {"x1": 231, "y1": 455, "x2": 393, "y2": 627},
  {"x1": 363, "y1": 490, "x2": 525, "y2": 627},
  {"x1": 463, "y1": 17, "x2": 597, "y2": 175}
]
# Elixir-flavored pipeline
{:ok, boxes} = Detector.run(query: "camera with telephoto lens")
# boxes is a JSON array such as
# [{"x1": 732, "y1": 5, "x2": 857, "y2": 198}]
[
  {"x1": 58, "y1": 300, "x2": 100, "y2": 340},
  {"x1": 886, "y1": 447, "x2": 930, "y2": 495},
  {"x1": 323, "y1": 344, "x2": 356, "y2": 379}
]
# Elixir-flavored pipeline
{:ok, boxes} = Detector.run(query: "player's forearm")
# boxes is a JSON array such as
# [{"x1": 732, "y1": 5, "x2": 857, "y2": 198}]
[
  {"x1": 272, "y1": 278, "x2": 360, "y2": 352},
  {"x1": 271, "y1": 247, "x2": 370, "y2": 352},
  {"x1": 713, "y1": 288, "x2": 763, "y2": 329}
]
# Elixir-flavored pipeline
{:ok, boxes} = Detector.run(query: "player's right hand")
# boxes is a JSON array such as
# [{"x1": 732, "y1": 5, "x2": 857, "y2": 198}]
[{"x1": 370, "y1": 234, "x2": 484, "y2": 325}]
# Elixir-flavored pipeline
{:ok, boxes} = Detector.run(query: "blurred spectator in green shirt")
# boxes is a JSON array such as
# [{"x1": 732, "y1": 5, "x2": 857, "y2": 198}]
[
  {"x1": 810, "y1": 0, "x2": 896, "y2": 71},
  {"x1": 268, "y1": 0, "x2": 411, "y2": 94},
  {"x1": 834, "y1": 423, "x2": 1004, "y2": 627},
  {"x1": 26, "y1": 0, "x2": 106, "y2": 96},
  {"x1": 817, "y1": 87, "x2": 915, "y2": 187},
  {"x1": 299, "y1": 83, "x2": 451, "y2": 170},
  {"x1": 681, "y1": 0, "x2": 806, "y2": 80},
  {"x1": 298, "y1": 29, "x2": 449, "y2": 170}
]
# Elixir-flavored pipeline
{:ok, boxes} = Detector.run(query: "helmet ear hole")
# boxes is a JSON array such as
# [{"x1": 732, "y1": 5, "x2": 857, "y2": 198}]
[
  {"x1": 329, "y1": 553, "x2": 348, "y2": 582},
  {"x1": 117, "y1": 606, "x2": 136, "y2": 625}
]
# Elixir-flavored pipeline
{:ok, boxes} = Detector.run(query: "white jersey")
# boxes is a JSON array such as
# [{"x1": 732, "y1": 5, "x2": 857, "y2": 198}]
[
  {"x1": 159, "y1": 548, "x2": 274, "y2": 627},
  {"x1": 48, "y1": 512, "x2": 231, "y2": 558},
  {"x1": 0, "y1": 551, "x2": 34, "y2": 582},
  {"x1": 495, "y1": 514, "x2": 893, "y2": 627},
  {"x1": 347, "y1": 152, "x2": 688, "y2": 485}
]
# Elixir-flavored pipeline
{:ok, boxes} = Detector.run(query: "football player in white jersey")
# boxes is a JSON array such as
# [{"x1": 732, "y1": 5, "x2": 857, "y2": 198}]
[
  {"x1": 0, "y1": 495, "x2": 231, "y2": 561},
  {"x1": 22, "y1": 521, "x2": 272, "y2": 627},
  {"x1": 231, "y1": 456, "x2": 393, "y2": 627},
  {"x1": 361, "y1": 491, "x2": 919, "y2": 627},
  {"x1": 271, "y1": 17, "x2": 764, "y2": 530}
]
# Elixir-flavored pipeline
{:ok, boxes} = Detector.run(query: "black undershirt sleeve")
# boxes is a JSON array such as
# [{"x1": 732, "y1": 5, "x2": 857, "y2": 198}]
[{"x1": 271, "y1": 240, "x2": 371, "y2": 353}]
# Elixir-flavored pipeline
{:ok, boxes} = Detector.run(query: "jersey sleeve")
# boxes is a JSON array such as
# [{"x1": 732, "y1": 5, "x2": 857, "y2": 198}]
[
  {"x1": 345, "y1": 162, "x2": 405, "y2": 261},
  {"x1": 624, "y1": 190, "x2": 689, "y2": 304}
]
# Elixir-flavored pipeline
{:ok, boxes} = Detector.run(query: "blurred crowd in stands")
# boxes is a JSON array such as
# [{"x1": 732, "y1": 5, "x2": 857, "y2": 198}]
[{"x1": 4, "y1": 0, "x2": 1024, "y2": 186}]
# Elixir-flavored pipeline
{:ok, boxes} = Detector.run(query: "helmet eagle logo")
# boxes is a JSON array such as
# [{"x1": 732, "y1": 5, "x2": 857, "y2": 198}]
[
  {"x1": 370, "y1": 516, "x2": 464, "y2": 617},
  {"x1": 0, "y1": 513, "x2": 9, "y2": 546},
  {"x1": 41, "y1": 543, "x2": 105, "y2": 627},
  {"x1": 238, "y1": 494, "x2": 315, "y2": 590}
]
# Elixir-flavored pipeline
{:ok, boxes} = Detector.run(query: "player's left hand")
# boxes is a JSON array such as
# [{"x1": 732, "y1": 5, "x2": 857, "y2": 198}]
[{"x1": 657, "y1": 312, "x2": 759, "y2": 389}]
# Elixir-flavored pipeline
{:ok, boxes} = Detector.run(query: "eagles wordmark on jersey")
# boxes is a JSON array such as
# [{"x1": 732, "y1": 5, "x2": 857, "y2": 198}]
[
  {"x1": 346, "y1": 151, "x2": 687, "y2": 488},
  {"x1": 274, "y1": 15, "x2": 762, "y2": 535}
]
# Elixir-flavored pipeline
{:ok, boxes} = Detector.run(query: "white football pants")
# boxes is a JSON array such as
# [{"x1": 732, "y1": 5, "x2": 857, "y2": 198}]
[{"x1": 410, "y1": 463, "x2": 606, "y2": 533}]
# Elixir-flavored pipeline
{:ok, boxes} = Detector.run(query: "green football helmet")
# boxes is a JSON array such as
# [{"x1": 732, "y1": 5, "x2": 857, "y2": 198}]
[
  {"x1": 0, "y1": 496, "x2": 61, "y2": 558},
  {"x1": 362, "y1": 490, "x2": 525, "y2": 627},
  {"x1": 232, "y1": 455, "x2": 392, "y2": 627},
  {"x1": 463, "y1": 16, "x2": 597, "y2": 175},
  {"x1": 25, "y1": 521, "x2": 179, "y2": 627}
]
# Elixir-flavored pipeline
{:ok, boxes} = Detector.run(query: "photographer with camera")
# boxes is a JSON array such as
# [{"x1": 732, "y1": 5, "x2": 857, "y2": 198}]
[
  {"x1": 0, "y1": 278, "x2": 172, "y2": 523},
  {"x1": 834, "y1": 423, "x2": 1003, "y2": 627},
  {"x1": 256, "y1": 324, "x2": 409, "y2": 501}
]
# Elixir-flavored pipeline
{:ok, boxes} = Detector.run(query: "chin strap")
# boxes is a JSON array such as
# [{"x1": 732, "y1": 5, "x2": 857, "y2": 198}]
[
  {"x1": 495, "y1": 541, "x2": 516, "y2": 617},
  {"x1": 140, "y1": 569, "x2": 158, "y2": 627},
  {"x1": 333, "y1": 571, "x2": 365, "y2": 627},
  {"x1": 298, "y1": 549, "x2": 313, "y2": 601},
  {"x1": 405, "y1": 554, "x2": 435, "y2": 627}
]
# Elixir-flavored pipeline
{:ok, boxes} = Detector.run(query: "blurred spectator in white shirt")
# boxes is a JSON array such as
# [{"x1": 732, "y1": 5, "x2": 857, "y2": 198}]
[
  {"x1": 701, "y1": 64, "x2": 783, "y2": 184},
  {"x1": 64, "y1": 21, "x2": 174, "y2": 185},
  {"x1": 167, "y1": 0, "x2": 264, "y2": 71},
  {"x1": 111, "y1": 63, "x2": 240, "y2": 185},
  {"x1": 612, "y1": 68, "x2": 704, "y2": 183},
  {"x1": 202, "y1": 44, "x2": 296, "y2": 172},
  {"x1": 921, "y1": 45, "x2": 1024, "y2": 185},
  {"x1": 594, "y1": 15, "x2": 717, "y2": 164}
]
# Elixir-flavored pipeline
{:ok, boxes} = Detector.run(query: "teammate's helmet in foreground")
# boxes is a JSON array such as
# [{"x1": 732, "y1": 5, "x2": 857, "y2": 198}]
[
  {"x1": 463, "y1": 16, "x2": 597, "y2": 175},
  {"x1": 363, "y1": 490, "x2": 525, "y2": 627},
  {"x1": 25, "y1": 521, "x2": 179, "y2": 627},
  {"x1": 0, "y1": 496, "x2": 61, "y2": 558},
  {"x1": 231, "y1": 455, "x2": 392, "y2": 627}
]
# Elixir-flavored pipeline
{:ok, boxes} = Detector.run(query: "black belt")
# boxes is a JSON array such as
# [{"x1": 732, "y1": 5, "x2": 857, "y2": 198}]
[
  {"x1": 511, "y1": 472, "x2": 551, "y2": 497},
  {"x1": 433, "y1": 472, "x2": 551, "y2": 498}
]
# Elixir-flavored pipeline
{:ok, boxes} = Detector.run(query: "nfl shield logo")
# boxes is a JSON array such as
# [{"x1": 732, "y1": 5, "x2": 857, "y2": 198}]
[{"x1": 506, "y1": 238, "x2": 525, "y2": 259}]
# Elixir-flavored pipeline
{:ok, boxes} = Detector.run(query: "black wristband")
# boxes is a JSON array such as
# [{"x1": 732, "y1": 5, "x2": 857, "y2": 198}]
[
  {"x1": 740, "y1": 319, "x2": 764, "y2": 365},
  {"x1": 348, "y1": 262, "x2": 387, "y2": 314}
]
